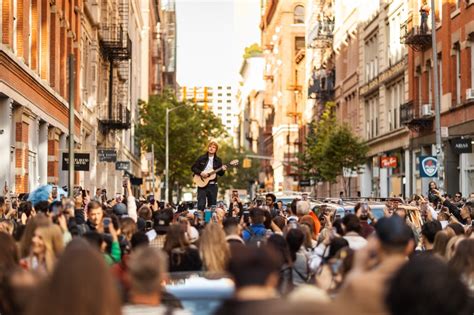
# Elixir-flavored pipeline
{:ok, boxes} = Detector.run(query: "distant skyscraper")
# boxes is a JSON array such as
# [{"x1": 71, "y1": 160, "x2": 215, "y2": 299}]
[{"x1": 179, "y1": 85, "x2": 237, "y2": 137}]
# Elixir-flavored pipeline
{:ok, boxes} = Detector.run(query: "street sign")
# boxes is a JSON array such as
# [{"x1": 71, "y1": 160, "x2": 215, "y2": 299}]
[
  {"x1": 441, "y1": 127, "x2": 449, "y2": 138},
  {"x1": 451, "y1": 138, "x2": 472, "y2": 154},
  {"x1": 145, "y1": 152, "x2": 154, "y2": 161},
  {"x1": 62, "y1": 153, "x2": 90, "y2": 171},
  {"x1": 419, "y1": 156, "x2": 438, "y2": 178},
  {"x1": 115, "y1": 161, "x2": 131, "y2": 171},
  {"x1": 98, "y1": 149, "x2": 117, "y2": 162},
  {"x1": 380, "y1": 156, "x2": 397, "y2": 168},
  {"x1": 299, "y1": 179, "x2": 312, "y2": 187}
]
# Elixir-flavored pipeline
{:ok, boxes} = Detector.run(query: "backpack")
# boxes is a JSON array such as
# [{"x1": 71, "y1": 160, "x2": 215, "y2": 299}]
[
  {"x1": 292, "y1": 252, "x2": 316, "y2": 284},
  {"x1": 244, "y1": 227, "x2": 267, "y2": 247}
]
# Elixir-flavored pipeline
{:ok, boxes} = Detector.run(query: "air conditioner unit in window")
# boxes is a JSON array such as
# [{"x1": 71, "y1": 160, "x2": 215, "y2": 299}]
[
  {"x1": 421, "y1": 104, "x2": 433, "y2": 117},
  {"x1": 466, "y1": 88, "x2": 474, "y2": 100}
]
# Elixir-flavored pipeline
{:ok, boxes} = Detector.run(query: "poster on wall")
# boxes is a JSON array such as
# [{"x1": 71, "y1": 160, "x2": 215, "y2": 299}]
[{"x1": 419, "y1": 156, "x2": 438, "y2": 178}]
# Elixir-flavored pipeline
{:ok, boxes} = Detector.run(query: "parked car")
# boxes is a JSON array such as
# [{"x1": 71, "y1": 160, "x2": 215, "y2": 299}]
[{"x1": 164, "y1": 272, "x2": 234, "y2": 315}]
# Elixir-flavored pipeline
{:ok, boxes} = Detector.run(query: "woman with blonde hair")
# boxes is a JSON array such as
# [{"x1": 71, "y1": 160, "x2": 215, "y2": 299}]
[
  {"x1": 21, "y1": 224, "x2": 64, "y2": 274},
  {"x1": 199, "y1": 223, "x2": 230, "y2": 273},
  {"x1": 19, "y1": 213, "x2": 50, "y2": 258}
]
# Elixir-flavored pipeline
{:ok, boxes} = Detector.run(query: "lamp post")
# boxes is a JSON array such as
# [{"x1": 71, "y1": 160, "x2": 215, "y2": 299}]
[
  {"x1": 430, "y1": 0, "x2": 444, "y2": 191},
  {"x1": 165, "y1": 105, "x2": 186, "y2": 203}
]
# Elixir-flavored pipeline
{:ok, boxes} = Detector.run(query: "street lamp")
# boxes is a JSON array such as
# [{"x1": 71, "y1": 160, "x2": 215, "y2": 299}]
[
  {"x1": 165, "y1": 105, "x2": 186, "y2": 203},
  {"x1": 429, "y1": 0, "x2": 444, "y2": 191}
]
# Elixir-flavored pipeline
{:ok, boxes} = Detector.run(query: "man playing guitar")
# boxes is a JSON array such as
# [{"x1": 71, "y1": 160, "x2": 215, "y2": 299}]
[{"x1": 191, "y1": 141, "x2": 227, "y2": 210}]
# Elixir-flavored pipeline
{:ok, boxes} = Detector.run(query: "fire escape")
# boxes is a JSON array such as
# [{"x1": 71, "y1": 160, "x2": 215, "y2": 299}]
[
  {"x1": 307, "y1": 9, "x2": 335, "y2": 119},
  {"x1": 400, "y1": 13, "x2": 432, "y2": 52},
  {"x1": 98, "y1": 0, "x2": 131, "y2": 132},
  {"x1": 400, "y1": 12, "x2": 434, "y2": 131}
]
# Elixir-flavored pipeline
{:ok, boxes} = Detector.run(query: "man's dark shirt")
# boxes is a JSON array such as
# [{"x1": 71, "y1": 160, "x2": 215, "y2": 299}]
[{"x1": 191, "y1": 153, "x2": 225, "y2": 182}]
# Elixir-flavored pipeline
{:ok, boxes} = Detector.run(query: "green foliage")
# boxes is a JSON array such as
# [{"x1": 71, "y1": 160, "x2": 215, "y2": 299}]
[
  {"x1": 299, "y1": 101, "x2": 368, "y2": 188},
  {"x1": 216, "y1": 142, "x2": 260, "y2": 195},
  {"x1": 135, "y1": 90, "x2": 225, "y2": 198},
  {"x1": 243, "y1": 43, "x2": 263, "y2": 59}
]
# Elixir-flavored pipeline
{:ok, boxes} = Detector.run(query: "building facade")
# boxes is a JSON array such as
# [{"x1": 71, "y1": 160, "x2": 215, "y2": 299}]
[
  {"x1": 0, "y1": 0, "x2": 81, "y2": 193},
  {"x1": 403, "y1": 0, "x2": 474, "y2": 196},
  {"x1": 261, "y1": 0, "x2": 306, "y2": 191},
  {"x1": 0, "y1": 0, "x2": 172, "y2": 196}
]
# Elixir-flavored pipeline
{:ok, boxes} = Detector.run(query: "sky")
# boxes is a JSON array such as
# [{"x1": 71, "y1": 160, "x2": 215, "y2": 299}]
[{"x1": 175, "y1": 0, "x2": 261, "y2": 87}]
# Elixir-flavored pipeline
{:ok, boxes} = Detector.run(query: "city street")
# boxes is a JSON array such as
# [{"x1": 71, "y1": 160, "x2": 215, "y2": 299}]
[{"x1": 0, "y1": 0, "x2": 474, "y2": 315}]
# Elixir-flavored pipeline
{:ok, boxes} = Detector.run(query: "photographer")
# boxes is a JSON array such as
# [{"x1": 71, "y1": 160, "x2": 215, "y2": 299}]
[
  {"x1": 430, "y1": 189, "x2": 469, "y2": 225},
  {"x1": 354, "y1": 202, "x2": 375, "y2": 238},
  {"x1": 228, "y1": 190, "x2": 243, "y2": 217}
]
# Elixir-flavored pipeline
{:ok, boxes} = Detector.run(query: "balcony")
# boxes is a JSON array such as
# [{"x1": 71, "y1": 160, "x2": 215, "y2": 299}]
[
  {"x1": 400, "y1": 100, "x2": 434, "y2": 131},
  {"x1": 400, "y1": 19, "x2": 431, "y2": 52},
  {"x1": 99, "y1": 103, "x2": 131, "y2": 131}
]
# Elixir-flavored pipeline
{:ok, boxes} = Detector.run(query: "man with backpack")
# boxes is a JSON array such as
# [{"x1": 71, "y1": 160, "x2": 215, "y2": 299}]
[{"x1": 242, "y1": 208, "x2": 268, "y2": 245}]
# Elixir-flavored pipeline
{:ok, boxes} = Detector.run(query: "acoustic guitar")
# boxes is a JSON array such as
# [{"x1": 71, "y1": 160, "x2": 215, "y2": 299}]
[{"x1": 193, "y1": 159, "x2": 239, "y2": 188}]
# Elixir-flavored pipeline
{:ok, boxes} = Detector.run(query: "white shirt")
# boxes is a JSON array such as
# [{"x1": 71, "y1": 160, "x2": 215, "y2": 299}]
[{"x1": 204, "y1": 156, "x2": 214, "y2": 172}]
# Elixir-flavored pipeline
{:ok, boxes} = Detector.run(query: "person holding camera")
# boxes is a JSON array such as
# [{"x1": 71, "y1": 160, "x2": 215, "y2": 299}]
[{"x1": 228, "y1": 190, "x2": 243, "y2": 217}]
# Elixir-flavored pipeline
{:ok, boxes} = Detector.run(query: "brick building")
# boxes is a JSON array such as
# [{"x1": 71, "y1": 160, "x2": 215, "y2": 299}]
[
  {"x1": 0, "y1": 0, "x2": 81, "y2": 193},
  {"x1": 403, "y1": 0, "x2": 474, "y2": 196}
]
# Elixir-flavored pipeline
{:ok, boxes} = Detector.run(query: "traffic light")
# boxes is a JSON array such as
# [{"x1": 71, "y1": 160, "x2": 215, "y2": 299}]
[{"x1": 242, "y1": 158, "x2": 252, "y2": 168}]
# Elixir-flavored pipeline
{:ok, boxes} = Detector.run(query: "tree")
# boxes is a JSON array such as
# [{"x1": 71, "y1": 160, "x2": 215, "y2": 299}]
[
  {"x1": 299, "y1": 101, "x2": 368, "y2": 196},
  {"x1": 321, "y1": 125, "x2": 369, "y2": 196},
  {"x1": 243, "y1": 43, "x2": 263, "y2": 59},
  {"x1": 216, "y1": 141, "x2": 260, "y2": 196},
  {"x1": 136, "y1": 90, "x2": 225, "y2": 200},
  {"x1": 297, "y1": 101, "x2": 336, "y2": 182}
]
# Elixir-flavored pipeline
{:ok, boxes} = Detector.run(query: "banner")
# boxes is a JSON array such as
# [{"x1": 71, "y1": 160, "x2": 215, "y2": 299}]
[
  {"x1": 62, "y1": 153, "x2": 90, "y2": 171},
  {"x1": 419, "y1": 156, "x2": 438, "y2": 178}
]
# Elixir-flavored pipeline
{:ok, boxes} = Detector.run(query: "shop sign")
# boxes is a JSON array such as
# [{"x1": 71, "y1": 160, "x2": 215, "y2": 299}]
[
  {"x1": 419, "y1": 156, "x2": 438, "y2": 178},
  {"x1": 98, "y1": 149, "x2": 117, "y2": 162},
  {"x1": 451, "y1": 138, "x2": 472, "y2": 154},
  {"x1": 62, "y1": 153, "x2": 90, "y2": 171},
  {"x1": 115, "y1": 161, "x2": 131, "y2": 171},
  {"x1": 380, "y1": 156, "x2": 397, "y2": 168}
]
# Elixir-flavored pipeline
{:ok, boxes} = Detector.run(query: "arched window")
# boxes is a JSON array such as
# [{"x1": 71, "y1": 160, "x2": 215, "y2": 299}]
[{"x1": 294, "y1": 5, "x2": 305, "y2": 24}]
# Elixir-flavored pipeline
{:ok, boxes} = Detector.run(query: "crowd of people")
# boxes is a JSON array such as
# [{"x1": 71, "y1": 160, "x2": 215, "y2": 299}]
[{"x1": 0, "y1": 180, "x2": 473, "y2": 315}]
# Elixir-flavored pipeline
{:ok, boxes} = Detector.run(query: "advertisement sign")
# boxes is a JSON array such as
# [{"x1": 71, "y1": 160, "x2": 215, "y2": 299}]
[
  {"x1": 62, "y1": 153, "x2": 90, "y2": 171},
  {"x1": 419, "y1": 156, "x2": 438, "y2": 178},
  {"x1": 451, "y1": 138, "x2": 472, "y2": 154},
  {"x1": 299, "y1": 179, "x2": 312, "y2": 187},
  {"x1": 380, "y1": 156, "x2": 398, "y2": 168},
  {"x1": 98, "y1": 149, "x2": 117, "y2": 162},
  {"x1": 115, "y1": 161, "x2": 131, "y2": 171}
]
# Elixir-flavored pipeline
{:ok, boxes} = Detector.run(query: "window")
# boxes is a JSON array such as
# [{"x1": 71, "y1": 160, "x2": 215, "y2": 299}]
[
  {"x1": 227, "y1": 86, "x2": 231, "y2": 90},
  {"x1": 227, "y1": 100, "x2": 231, "y2": 103},
  {"x1": 455, "y1": 46, "x2": 461, "y2": 105},
  {"x1": 294, "y1": 5, "x2": 305, "y2": 24},
  {"x1": 226, "y1": 93, "x2": 231, "y2": 96},
  {"x1": 218, "y1": 100, "x2": 222, "y2": 103},
  {"x1": 218, "y1": 86, "x2": 222, "y2": 89},
  {"x1": 218, "y1": 106, "x2": 222, "y2": 110},
  {"x1": 365, "y1": 95, "x2": 379, "y2": 139},
  {"x1": 218, "y1": 93, "x2": 222, "y2": 97},
  {"x1": 295, "y1": 36, "x2": 305, "y2": 52}
]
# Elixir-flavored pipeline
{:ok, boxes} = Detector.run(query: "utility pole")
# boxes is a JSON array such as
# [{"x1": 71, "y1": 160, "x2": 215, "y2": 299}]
[
  {"x1": 68, "y1": 54, "x2": 75, "y2": 198},
  {"x1": 430, "y1": 0, "x2": 444, "y2": 191},
  {"x1": 151, "y1": 143, "x2": 155, "y2": 197}
]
